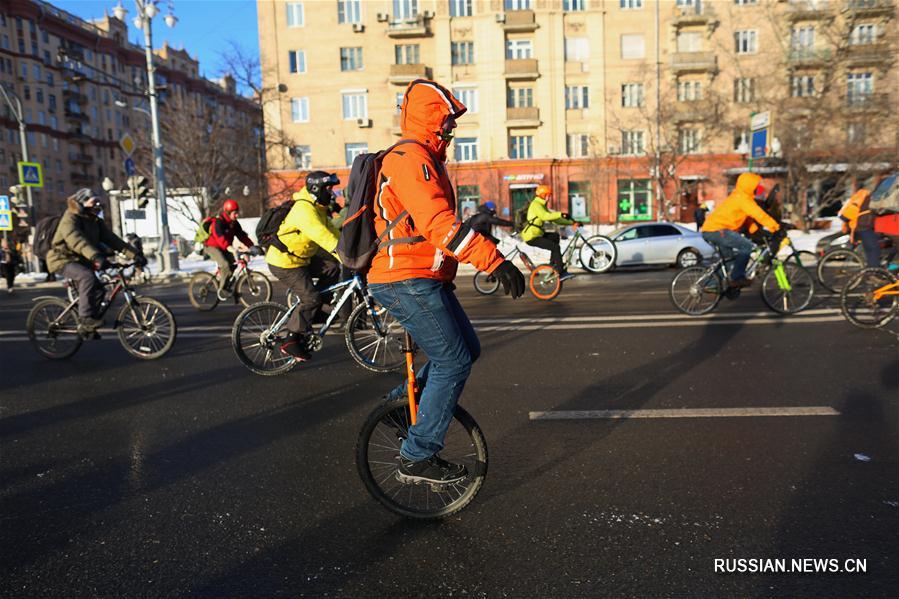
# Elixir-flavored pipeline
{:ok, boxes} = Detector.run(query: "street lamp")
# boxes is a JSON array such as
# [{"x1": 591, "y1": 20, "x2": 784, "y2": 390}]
[
  {"x1": 0, "y1": 84, "x2": 36, "y2": 268},
  {"x1": 112, "y1": 0, "x2": 179, "y2": 273}
]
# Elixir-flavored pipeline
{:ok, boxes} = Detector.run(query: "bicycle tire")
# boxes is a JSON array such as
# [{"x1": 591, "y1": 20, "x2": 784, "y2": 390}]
[
  {"x1": 669, "y1": 266, "x2": 723, "y2": 316},
  {"x1": 345, "y1": 301, "x2": 405, "y2": 373},
  {"x1": 188, "y1": 271, "x2": 220, "y2": 311},
  {"x1": 578, "y1": 235, "x2": 617, "y2": 274},
  {"x1": 237, "y1": 270, "x2": 273, "y2": 307},
  {"x1": 760, "y1": 262, "x2": 814, "y2": 314},
  {"x1": 840, "y1": 268, "x2": 899, "y2": 329},
  {"x1": 473, "y1": 271, "x2": 500, "y2": 295},
  {"x1": 231, "y1": 302, "x2": 296, "y2": 376},
  {"x1": 817, "y1": 248, "x2": 864, "y2": 294},
  {"x1": 26, "y1": 297, "x2": 83, "y2": 359},
  {"x1": 116, "y1": 297, "x2": 177, "y2": 360},
  {"x1": 530, "y1": 265, "x2": 562, "y2": 300},
  {"x1": 356, "y1": 398, "x2": 488, "y2": 520}
]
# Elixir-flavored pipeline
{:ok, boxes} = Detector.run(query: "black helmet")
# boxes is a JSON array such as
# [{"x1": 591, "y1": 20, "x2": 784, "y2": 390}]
[{"x1": 306, "y1": 171, "x2": 340, "y2": 197}]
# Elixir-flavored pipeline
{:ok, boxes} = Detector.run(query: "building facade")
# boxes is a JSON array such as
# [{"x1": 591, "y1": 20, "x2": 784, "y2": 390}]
[{"x1": 259, "y1": 0, "x2": 897, "y2": 224}]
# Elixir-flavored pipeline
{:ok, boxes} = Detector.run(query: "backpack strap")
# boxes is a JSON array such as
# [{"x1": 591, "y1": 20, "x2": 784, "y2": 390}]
[{"x1": 375, "y1": 140, "x2": 434, "y2": 249}]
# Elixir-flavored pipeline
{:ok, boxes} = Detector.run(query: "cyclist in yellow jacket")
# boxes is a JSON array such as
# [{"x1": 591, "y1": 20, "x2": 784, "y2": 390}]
[
  {"x1": 521, "y1": 184, "x2": 575, "y2": 277},
  {"x1": 266, "y1": 171, "x2": 342, "y2": 360}
]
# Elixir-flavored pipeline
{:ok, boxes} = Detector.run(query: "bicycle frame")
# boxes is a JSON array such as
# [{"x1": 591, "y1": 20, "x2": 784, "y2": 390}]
[
  {"x1": 403, "y1": 331, "x2": 419, "y2": 425},
  {"x1": 873, "y1": 279, "x2": 899, "y2": 302},
  {"x1": 47, "y1": 267, "x2": 141, "y2": 330},
  {"x1": 269, "y1": 273, "x2": 374, "y2": 338}
]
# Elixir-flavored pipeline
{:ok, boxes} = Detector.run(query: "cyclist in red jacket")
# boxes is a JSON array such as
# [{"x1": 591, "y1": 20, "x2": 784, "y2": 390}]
[{"x1": 204, "y1": 199, "x2": 255, "y2": 292}]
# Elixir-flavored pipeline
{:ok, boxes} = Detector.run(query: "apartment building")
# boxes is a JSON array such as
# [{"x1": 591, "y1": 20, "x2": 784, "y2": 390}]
[
  {"x1": 0, "y1": 0, "x2": 261, "y2": 221},
  {"x1": 259, "y1": 0, "x2": 897, "y2": 224}
]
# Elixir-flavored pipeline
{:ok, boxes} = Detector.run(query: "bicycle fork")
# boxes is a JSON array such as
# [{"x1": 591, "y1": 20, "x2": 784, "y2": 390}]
[{"x1": 772, "y1": 262, "x2": 793, "y2": 292}]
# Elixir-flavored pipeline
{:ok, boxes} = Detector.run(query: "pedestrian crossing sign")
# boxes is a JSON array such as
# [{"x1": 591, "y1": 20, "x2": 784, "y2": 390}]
[
  {"x1": 0, "y1": 211, "x2": 12, "y2": 231},
  {"x1": 18, "y1": 162, "x2": 43, "y2": 188}
]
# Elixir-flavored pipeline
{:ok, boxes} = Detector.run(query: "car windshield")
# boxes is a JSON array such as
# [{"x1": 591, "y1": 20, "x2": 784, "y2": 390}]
[{"x1": 871, "y1": 173, "x2": 897, "y2": 201}]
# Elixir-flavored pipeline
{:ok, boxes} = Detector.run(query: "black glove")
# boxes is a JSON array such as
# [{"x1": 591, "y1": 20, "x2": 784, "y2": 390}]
[
  {"x1": 491, "y1": 260, "x2": 525, "y2": 299},
  {"x1": 249, "y1": 245, "x2": 264, "y2": 256},
  {"x1": 134, "y1": 253, "x2": 148, "y2": 267},
  {"x1": 92, "y1": 254, "x2": 112, "y2": 271},
  {"x1": 561, "y1": 212, "x2": 571, "y2": 220}
]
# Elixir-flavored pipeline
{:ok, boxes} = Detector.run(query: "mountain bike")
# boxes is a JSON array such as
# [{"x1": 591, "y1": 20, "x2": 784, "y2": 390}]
[
  {"x1": 840, "y1": 267, "x2": 898, "y2": 329},
  {"x1": 670, "y1": 235, "x2": 815, "y2": 316},
  {"x1": 26, "y1": 263, "x2": 177, "y2": 360},
  {"x1": 356, "y1": 329, "x2": 487, "y2": 519},
  {"x1": 188, "y1": 250, "x2": 272, "y2": 310},
  {"x1": 817, "y1": 236, "x2": 895, "y2": 293},
  {"x1": 231, "y1": 272, "x2": 404, "y2": 376}
]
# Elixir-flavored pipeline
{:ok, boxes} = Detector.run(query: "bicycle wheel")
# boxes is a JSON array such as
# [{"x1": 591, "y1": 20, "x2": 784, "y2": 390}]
[
  {"x1": 356, "y1": 398, "x2": 488, "y2": 520},
  {"x1": 237, "y1": 270, "x2": 273, "y2": 307},
  {"x1": 530, "y1": 265, "x2": 561, "y2": 300},
  {"x1": 669, "y1": 266, "x2": 723, "y2": 315},
  {"x1": 817, "y1": 248, "x2": 864, "y2": 293},
  {"x1": 473, "y1": 271, "x2": 500, "y2": 295},
  {"x1": 345, "y1": 301, "x2": 405, "y2": 373},
  {"x1": 188, "y1": 271, "x2": 220, "y2": 311},
  {"x1": 26, "y1": 297, "x2": 83, "y2": 359},
  {"x1": 231, "y1": 301, "x2": 296, "y2": 376},
  {"x1": 578, "y1": 235, "x2": 617, "y2": 274},
  {"x1": 840, "y1": 268, "x2": 899, "y2": 329},
  {"x1": 116, "y1": 297, "x2": 177, "y2": 360},
  {"x1": 760, "y1": 262, "x2": 814, "y2": 314}
]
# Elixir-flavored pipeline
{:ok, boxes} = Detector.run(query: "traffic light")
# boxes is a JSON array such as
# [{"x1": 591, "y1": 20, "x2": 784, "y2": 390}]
[{"x1": 129, "y1": 176, "x2": 151, "y2": 209}]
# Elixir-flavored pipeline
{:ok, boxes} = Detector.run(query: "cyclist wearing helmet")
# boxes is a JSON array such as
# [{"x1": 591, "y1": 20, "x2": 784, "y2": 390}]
[
  {"x1": 204, "y1": 199, "x2": 256, "y2": 293},
  {"x1": 46, "y1": 188, "x2": 143, "y2": 331},
  {"x1": 465, "y1": 201, "x2": 514, "y2": 244},
  {"x1": 265, "y1": 171, "x2": 342, "y2": 361},
  {"x1": 521, "y1": 184, "x2": 575, "y2": 276}
]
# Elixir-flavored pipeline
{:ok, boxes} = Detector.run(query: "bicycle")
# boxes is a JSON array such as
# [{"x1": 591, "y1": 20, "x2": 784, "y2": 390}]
[
  {"x1": 231, "y1": 272, "x2": 405, "y2": 376},
  {"x1": 188, "y1": 250, "x2": 272, "y2": 311},
  {"x1": 817, "y1": 236, "x2": 895, "y2": 294},
  {"x1": 669, "y1": 235, "x2": 815, "y2": 316},
  {"x1": 355, "y1": 329, "x2": 487, "y2": 519},
  {"x1": 26, "y1": 263, "x2": 177, "y2": 360},
  {"x1": 840, "y1": 267, "x2": 899, "y2": 329}
]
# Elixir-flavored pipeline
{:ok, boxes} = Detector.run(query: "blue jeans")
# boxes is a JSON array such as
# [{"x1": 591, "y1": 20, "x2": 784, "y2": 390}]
[
  {"x1": 369, "y1": 279, "x2": 481, "y2": 461},
  {"x1": 857, "y1": 229, "x2": 881, "y2": 267},
  {"x1": 702, "y1": 230, "x2": 755, "y2": 281}
]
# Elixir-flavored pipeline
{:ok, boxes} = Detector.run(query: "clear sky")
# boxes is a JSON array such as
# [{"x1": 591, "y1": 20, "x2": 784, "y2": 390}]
[{"x1": 52, "y1": 0, "x2": 260, "y2": 85}]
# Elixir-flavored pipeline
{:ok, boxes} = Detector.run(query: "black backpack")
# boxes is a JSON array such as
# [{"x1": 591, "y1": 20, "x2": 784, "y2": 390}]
[
  {"x1": 255, "y1": 200, "x2": 298, "y2": 254},
  {"x1": 33, "y1": 214, "x2": 62, "y2": 260},
  {"x1": 337, "y1": 139, "x2": 430, "y2": 271}
]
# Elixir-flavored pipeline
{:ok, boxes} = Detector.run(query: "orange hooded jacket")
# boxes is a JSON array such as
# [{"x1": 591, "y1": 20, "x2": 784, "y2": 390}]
[
  {"x1": 702, "y1": 172, "x2": 780, "y2": 234},
  {"x1": 838, "y1": 189, "x2": 872, "y2": 237},
  {"x1": 367, "y1": 80, "x2": 505, "y2": 284}
]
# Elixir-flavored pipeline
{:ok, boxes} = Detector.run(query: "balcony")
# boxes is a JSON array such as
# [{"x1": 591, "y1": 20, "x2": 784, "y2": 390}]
[
  {"x1": 842, "y1": 0, "x2": 895, "y2": 16},
  {"x1": 386, "y1": 15, "x2": 430, "y2": 38},
  {"x1": 64, "y1": 108, "x2": 89, "y2": 123},
  {"x1": 672, "y1": 106, "x2": 707, "y2": 124},
  {"x1": 669, "y1": 52, "x2": 718, "y2": 74},
  {"x1": 502, "y1": 9, "x2": 537, "y2": 32},
  {"x1": 70, "y1": 171, "x2": 93, "y2": 185},
  {"x1": 68, "y1": 128, "x2": 90, "y2": 142},
  {"x1": 786, "y1": 0, "x2": 833, "y2": 21},
  {"x1": 846, "y1": 92, "x2": 891, "y2": 112},
  {"x1": 62, "y1": 88, "x2": 87, "y2": 104},
  {"x1": 388, "y1": 63, "x2": 431, "y2": 84},
  {"x1": 69, "y1": 153, "x2": 93, "y2": 165},
  {"x1": 504, "y1": 58, "x2": 540, "y2": 80},
  {"x1": 505, "y1": 106, "x2": 540, "y2": 127},
  {"x1": 787, "y1": 47, "x2": 833, "y2": 67},
  {"x1": 845, "y1": 42, "x2": 893, "y2": 67},
  {"x1": 672, "y1": 2, "x2": 718, "y2": 27}
]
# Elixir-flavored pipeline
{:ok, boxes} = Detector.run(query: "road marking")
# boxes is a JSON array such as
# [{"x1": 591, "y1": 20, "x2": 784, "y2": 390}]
[
  {"x1": 470, "y1": 308, "x2": 839, "y2": 324},
  {"x1": 529, "y1": 407, "x2": 842, "y2": 420}
]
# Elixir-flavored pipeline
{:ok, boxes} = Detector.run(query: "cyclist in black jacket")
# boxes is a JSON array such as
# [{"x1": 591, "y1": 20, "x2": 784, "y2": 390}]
[{"x1": 465, "y1": 201, "x2": 514, "y2": 244}]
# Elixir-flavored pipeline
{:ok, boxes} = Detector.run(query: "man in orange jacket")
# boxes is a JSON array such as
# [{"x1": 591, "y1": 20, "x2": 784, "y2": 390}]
[
  {"x1": 368, "y1": 80, "x2": 525, "y2": 485},
  {"x1": 701, "y1": 172, "x2": 781, "y2": 287},
  {"x1": 839, "y1": 188, "x2": 880, "y2": 267}
]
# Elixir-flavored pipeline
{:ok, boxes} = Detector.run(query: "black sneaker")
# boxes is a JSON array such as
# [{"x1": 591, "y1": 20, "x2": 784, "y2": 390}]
[
  {"x1": 79, "y1": 316, "x2": 105, "y2": 331},
  {"x1": 396, "y1": 454, "x2": 467, "y2": 485},
  {"x1": 279, "y1": 334, "x2": 311, "y2": 361}
]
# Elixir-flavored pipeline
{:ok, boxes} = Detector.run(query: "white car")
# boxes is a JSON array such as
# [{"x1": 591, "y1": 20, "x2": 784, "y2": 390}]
[{"x1": 609, "y1": 222, "x2": 716, "y2": 269}]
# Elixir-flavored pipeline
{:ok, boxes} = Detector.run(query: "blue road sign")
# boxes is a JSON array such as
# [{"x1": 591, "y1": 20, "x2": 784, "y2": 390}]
[
  {"x1": 0, "y1": 195, "x2": 9, "y2": 212},
  {"x1": 751, "y1": 129, "x2": 768, "y2": 159},
  {"x1": 18, "y1": 162, "x2": 43, "y2": 187},
  {"x1": 124, "y1": 157, "x2": 136, "y2": 176},
  {"x1": 0, "y1": 211, "x2": 11, "y2": 231}
]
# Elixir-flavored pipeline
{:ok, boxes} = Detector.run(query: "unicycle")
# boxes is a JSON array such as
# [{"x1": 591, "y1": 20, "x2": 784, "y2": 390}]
[{"x1": 355, "y1": 331, "x2": 488, "y2": 519}]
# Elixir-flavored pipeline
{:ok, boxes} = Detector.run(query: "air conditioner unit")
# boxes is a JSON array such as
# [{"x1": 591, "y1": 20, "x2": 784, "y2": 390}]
[
  {"x1": 423, "y1": 10, "x2": 435, "y2": 18},
  {"x1": 376, "y1": 12, "x2": 389, "y2": 22},
  {"x1": 495, "y1": 13, "x2": 506, "y2": 23},
  {"x1": 352, "y1": 23, "x2": 365, "y2": 32},
  {"x1": 608, "y1": 145, "x2": 620, "y2": 155},
  {"x1": 357, "y1": 118, "x2": 372, "y2": 128}
]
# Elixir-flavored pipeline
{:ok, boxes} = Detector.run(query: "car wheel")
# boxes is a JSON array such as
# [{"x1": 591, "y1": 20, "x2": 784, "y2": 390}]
[{"x1": 676, "y1": 248, "x2": 702, "y2": 269}]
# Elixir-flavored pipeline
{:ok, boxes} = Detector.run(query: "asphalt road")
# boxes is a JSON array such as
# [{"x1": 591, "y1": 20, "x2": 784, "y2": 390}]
[{"x1": 1, "y1": 268, "x2": 897, "y2": 597}]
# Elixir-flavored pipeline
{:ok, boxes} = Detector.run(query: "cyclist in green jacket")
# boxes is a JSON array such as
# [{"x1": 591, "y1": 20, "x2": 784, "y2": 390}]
[{"x1": 521, "y1": 184, "x2": 575, "y2": 277}]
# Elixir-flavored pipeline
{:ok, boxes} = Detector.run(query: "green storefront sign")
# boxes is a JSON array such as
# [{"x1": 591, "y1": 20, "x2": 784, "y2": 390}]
[{"x1": 618, "y1": 179, "x2": 653, "y2": 221}]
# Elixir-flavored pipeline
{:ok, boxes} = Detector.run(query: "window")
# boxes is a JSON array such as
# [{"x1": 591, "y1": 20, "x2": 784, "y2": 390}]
[
  {"x1": 567, "y1": 134, "x2": 590, "y2": 158},
  {"x1": 293, "y1": 145, "x2": 312, "y2": 169},
  {"x1": 38, "y1": 111, "x2": 45, "y2": 125},
  {"x1": 565, "y1": 38, "x2": 589, "y2": 62},
  {"x1": 453, "y1": 87, "x2": 478, "y2": 113},
  {"x1": 509, "y1": 135, "x2": 533, "y2": 159},
  {"x1": 457, "y1": 185, "x2": 481, "y2": 218},
  {"x1": 288, "y1": 50, "x2": 306, "y2": 74},
  {"x1": 345, "y1": 143, "x2": 368, "y2": 166},
  {"x1": 734, "y1": 30, "x2": 757, "y2": 54},
  {"x1": 506, "y1": 40, "x2": 533, "y2": 60},
  {"x1": 678, "y1": 128, "x2": 701, "y2": 154},
  {"x1": 621, "y1": 130, "x2": 645, "y2": 155},
  {"x1": 454, "y1": 137, "x2": 479, "y2": 162},
  {"x1": 568, "y1": 181, "x2": 591, "y2": 218},
  {"x1": 620, "y1": 35, "x2": 645, "y2": 59},
  {"x1": 507, "y1": 87, "x2": 534, "y2": 108},
  {"x1": 395, "y1": 91, "x2": 405, "y2": 112},
  {"x1": 677, "y1": 80, "x2": 702, "y2": 101},
  {"x1": 621, "y1": 83, "x2": 644, "y2": 107},
  {"x1": 677, "y1": 32, "x2": 702, "y2": 53},
  {"x1": 850, "y1": 24, "x2": 876, "y2": 45},
  {"x1": 733, "y1": 129, "x2": 749, "y2": 152},
  {"x1": 342, "y1": 91, "x2": 368, "y2": 119},
  {"x1": 290, "y1": 97, "x2": 309, "y2": 122},
  {"x1": 791, "y1": 26, "x2": 815, "y2": 51},
  {"x1": 735, "y1": 0, "x2": 757, "y2": 4},
  {"x1": 620, "y1": 0, "x2": 643, "y2": 8},
  {"x1": 50, "y1": 115, "x2": 58, "y2": 129},
  {"x1": 450, "y1": 0, "x2": 473, "y2": 17},
  {"x1": 286, "y1": 2, "x2": 304, "y2": 27},
  {"x1": 790, "y1": 75, "x2": 816, "y2": 97},
  {"x1": 734, "y1": 78, "x2": 755, "y2": 103},
  {"x1": 451, "y1": 42, "x2": 475, "y2": 65},
  {"x1": 618, "y1": 179, "x2": 653, "y2": 221},
  {"x1": 564, "y1": 0, "x2": 587, "y2": 10},
  {"x1": 505, "y1": 0, "x2": 532, "y2": 9},
  {"x1": 395, "y1": 44, "x2": 420, "y2": 64},
  {"x1": 565, "y1": 85, "x2": 589, "y2": 109},
  {"x1": 847, "y1": 122, "x2": 866, "y2": 145},
  {"x1": 846, "y1": 72, "x2": 873, "y2": 104},
  {"x1": 394, "y1": 0, "x2": 419, "y2": 20},
  {"x1": 338, "y1": 0, "x2": 362, "y2": 24},
  {"x1": 340, "y1": 47, "x2": 363, "y2": 71}
]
